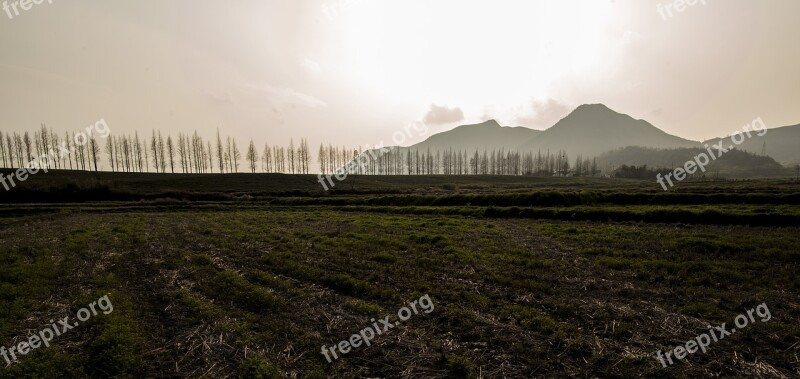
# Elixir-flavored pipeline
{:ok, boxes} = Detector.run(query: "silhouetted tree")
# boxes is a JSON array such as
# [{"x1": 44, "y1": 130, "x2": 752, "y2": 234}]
[
  {"x1": 167, "y1": 136, "x2": 175, "y2": 173},
  {"x1": 246, "y1": 139, "x2": 258, "y2": 173}
]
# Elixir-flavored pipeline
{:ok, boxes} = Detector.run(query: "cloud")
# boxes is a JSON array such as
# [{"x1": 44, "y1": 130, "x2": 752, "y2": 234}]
[
  {"x1": 245, "y1": 84, "x2": 328, "y2": 109},
  {"x1": 423, "y1": 104, "x2": 465, "y2": 125},
  {"x1": 201, "y1": 84, "x2": 326, "y2": 120},
  {"x1": 202, "y1": 89, "x2": 234, "y2": 106},
  {"x1": 301, "y1": 59, "x2": 321, "y2": 74},
  {"x1": 514, "y1": 98, "x2": 571, "y2": 128}
]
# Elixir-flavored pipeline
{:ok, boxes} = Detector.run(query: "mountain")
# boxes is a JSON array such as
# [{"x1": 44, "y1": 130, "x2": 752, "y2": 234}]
[
  {"x1": 702, "y1": 123, "x2": 800, "y2": 166},
  {"x1": 518, "y1": 104, "x2": 699, "y2": 157},
  {"x1": 594, "y1": 146, "x2": 790, "y2": 178},
  {"x1": 373, "y1": 104, "x2": 799, "y2": 176},
  {"x1": 408, "y1": 120, "x2": 541, "y2": 153}
]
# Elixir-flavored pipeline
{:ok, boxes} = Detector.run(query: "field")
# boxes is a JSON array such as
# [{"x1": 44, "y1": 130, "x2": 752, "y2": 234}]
[{"x1": 0, "y1": 172, "x2": 799, "y2": 378}]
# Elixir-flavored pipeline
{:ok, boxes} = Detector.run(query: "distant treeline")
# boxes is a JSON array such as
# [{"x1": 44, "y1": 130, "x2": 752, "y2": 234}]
[
  {"x1": 351, "y1": 148, "x2": 600, "y2": 177},
  {"x1": 0, "y1": 125, "x2": 102, "y2": 172},
  {"x1": 0, "y1": 127, "x2": 316, "y2": 174},
  {"x1": 597, "y1": 147, "x2": 790, "y2": 179}
]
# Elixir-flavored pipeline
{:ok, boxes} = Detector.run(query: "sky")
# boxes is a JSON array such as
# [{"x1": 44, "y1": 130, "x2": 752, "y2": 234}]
[{"x1": 1, "y1": 0, "x2": 799, "y2": 149}]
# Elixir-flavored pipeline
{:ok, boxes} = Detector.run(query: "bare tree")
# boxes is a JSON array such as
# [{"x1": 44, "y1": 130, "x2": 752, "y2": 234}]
[
  {"x1": 61, "y1": 132, "x2": 72, "y2": 170},
  {"x1": 301, "y1": 138, "x2": 311, "y2": 174},
  {"x1": 177, "y1": 134, "x2": 186, "y2": 173},
  {"x1": 207, "y1": 141, "x2": 213, "y2": 173},
  {"x1": 144, "y1": 143, "x2": 150, "y2": 173},
  {"x1": 318, "y1": 144, "x2": 326, "y2": 174},
  {"x1": 50, "y1": 130, "x2": 60, "y2": 169},
  {"x1": 6, "y1": 133, "x2": 15, "y2": 168},
  {"x1": 121, "y1": 136, "x2": 130, "y2": 171},
  {"x1": 225, "y1": 137, "x2": 232, "y2": 173},
  {"x1": 263, "y1": 143, "x2": 273, "y2": 172},
  {"x1": 216, "y1": 129, "x2": 224, "y2": 173},
  {"x1": 22, "y1": 131, "x2": 32, "y2": 163},
  {"x1": 150, "y1": 131, "x2": 159, "y2": 172},
  {"x1": 167, "y1": 136, "x2": 175, "y2": 173},
  {"x1": 286, "y1": 139, "x2": 295, "y2": 174},
  {"x1": 134, "y1": 132, "x2": 143, "y2": 172},
  {"x1": 232, "y1": 138, "x2": 241, "y2": 173},
  {"x1": 157, "y1": 132, "x2": 166, "y2": 173},
  {"x1": 75, "y1": 133, "x2": 87, "y2": 170},
  {"x1": 90, "y1": 136, "x2": 100, "y2": 171},
  {"x1": 105, "y1": 136, "x2": 116, "y2": 172},
  {"x1": 13, "y1": 133, "x2": 23, "y2": 167},
  {"x1": 246, "y1": 139, "x2": 258, "y2": 173}
]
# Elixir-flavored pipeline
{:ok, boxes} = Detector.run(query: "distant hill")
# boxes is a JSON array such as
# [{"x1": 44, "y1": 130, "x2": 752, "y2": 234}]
[
  {"x1": 594, "y1": 146, "x2": 790, "y2": 178},
  {"x1": 702, "y1": 123, "x2": 800, "y2": 166},
  {"x1": 518, "y1": 104, "x2": 699, "y2": 157},
  {"x1": 408, "y1": 120, "x2": 541, "y2": 153}
]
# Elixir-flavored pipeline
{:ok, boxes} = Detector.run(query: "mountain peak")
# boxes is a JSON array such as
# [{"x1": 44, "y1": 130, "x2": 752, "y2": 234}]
[
  {"x1": 519, "y1": 103, "x2": 698, "y2": 157},
  {"x1": 571, "y1": 103, "x2": 615, "y2": 114},
  {"x1": 557, "y1": 103, "x2": 630, "y2": 125},
  {"x1": 478, "y1": 119, "x2": 501, "y2": 127}
]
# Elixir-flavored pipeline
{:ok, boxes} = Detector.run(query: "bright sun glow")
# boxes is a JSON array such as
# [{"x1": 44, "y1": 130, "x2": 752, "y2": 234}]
[{"x1": 338, "y1": 0, "x2": 613, "y2": 115}]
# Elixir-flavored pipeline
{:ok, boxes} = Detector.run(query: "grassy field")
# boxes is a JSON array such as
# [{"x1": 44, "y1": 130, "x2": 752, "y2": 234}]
[{"x1": 0, "y1": 173, "x2": 798, "y2": 378}]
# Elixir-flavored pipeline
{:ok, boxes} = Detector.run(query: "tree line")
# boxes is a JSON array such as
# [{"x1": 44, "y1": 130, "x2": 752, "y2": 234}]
[
  {"x1": 0, "y1": 127, "x2": 602, "y2": 177},
  {"x1": 344, "y1": 147, "x2": 599, "y2": 177},
  {"x1": 0, "y1": 125, "x2": 101, "y2": 172}
]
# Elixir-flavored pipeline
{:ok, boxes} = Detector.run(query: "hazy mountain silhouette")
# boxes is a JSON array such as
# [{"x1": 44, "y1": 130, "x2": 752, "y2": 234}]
[
  {"x1": 518, "y1": 104, "x2": 699, "y2": 156},
  {"x1": 594, "y1": 146, "x2": 790, "y2": 178},
  {"x1": 409, "y1": 120, "x2": 541, "y2": 153},
  {"x1": 409, "y1": 104, "x2": 698, "y2": 157},
  {"x1": 378, "y1": 103, "x2": 799, "y2": 176},
  {"x1": 702, "y1": 123, "x2": 800, "y2": 166}
]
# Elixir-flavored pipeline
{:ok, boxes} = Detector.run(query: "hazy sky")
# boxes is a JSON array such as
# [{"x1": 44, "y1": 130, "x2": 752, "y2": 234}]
[{"x1": 1, "y1": 0, "x2": 799, "y2": 148}]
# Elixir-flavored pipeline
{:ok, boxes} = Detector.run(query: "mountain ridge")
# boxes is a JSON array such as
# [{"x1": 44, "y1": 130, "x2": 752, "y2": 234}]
[{"x1": 405, "y1": 104, "x2": 800, "y2": 166}]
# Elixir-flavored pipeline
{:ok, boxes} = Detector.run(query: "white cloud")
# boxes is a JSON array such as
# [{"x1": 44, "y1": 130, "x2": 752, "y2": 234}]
[
  {"x1": 423, "y1": 104, "x2": 464, "y2": 125},
  {"x1": 245, "y1": 84, "x2": 328, "y2": 109},
  {"x1": 514, "y1": 98, "x2": 572, "y2": 129},
  {"x1": 301, "y1": 59, "x2": 321, "y2": 74},
  {"x1": 202, "y1": 89, "x2": 234, "y2": 106}
]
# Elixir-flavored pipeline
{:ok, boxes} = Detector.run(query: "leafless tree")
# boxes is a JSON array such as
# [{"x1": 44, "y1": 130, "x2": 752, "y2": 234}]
[
  {"x1": 106, "y1": 136, "x2": 116, "y2": 172},
  {"x1": 90, "y1": 136, "x2": 100, "y2": 171},
  {"x1": 150, "y1": 131, "x2": 159, "y2": 172},
  {"x1": 216, "y1": 129, "x2": 224, "y2": 173},
  {"x1": 207, "y1": 141, "x2": 213, "y2": 173},
  {"x1": 232, "y1": 138, "x2": 241, "y2": 173},
  {"x1": 246, "y1": 139, "x2": 258, "y2": 173},
  {"x1": 167, "y1": 135, "x2": 175, "y2": 173}
]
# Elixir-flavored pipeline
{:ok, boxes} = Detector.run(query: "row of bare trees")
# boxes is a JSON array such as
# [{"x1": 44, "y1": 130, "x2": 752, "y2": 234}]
[
  {"x1": 0, "y1": 127, "x2": 320, "y2": 175},
  {"x1": 103, "y1": 130, "x2": 240, "y2": 174},
  {"x1": 103, "y1": 131, "x2": 315, "y2": 174},
  {"x1": 1, "y1": 127, "x2": 599, "y2": 177},
  {"x1": 0, "y1": 125, "x2": 101, "y2": 172},
  {"x1": 347, "y1": 148, "x2": 598, "y2": 177},
  {"x1": 247, "y1": 138, "x2": 313, "y2": 174}
]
